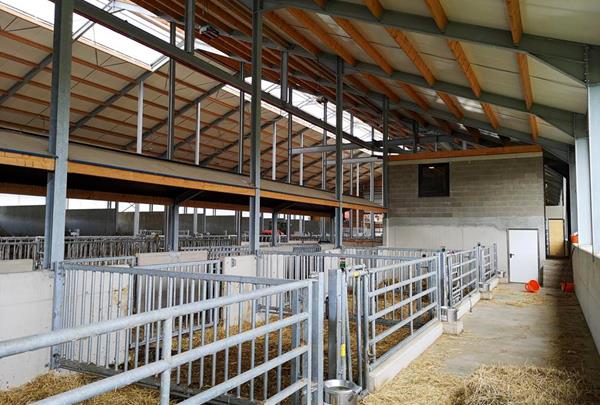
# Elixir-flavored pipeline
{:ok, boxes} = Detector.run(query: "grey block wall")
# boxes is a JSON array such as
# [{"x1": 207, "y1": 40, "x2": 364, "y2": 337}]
[{"x1": 386, "y1": 156, "x2": 546, "y2": 275}]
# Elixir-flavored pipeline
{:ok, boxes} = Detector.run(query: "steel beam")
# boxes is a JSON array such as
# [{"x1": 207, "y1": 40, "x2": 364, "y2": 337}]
[
  {"x1": 263, "y1": 0, "x2": 589, "y2": 84},
  {"x1": 219, "y1": 19, "x2": 583, "y2": 138},
  {"x1": 67, "y1": 0, "x2": 373, "y2": 150},
  {"x1": 325, "y1": 156, "x2": 380, "y2": 165},
  {"x1": 335, "y1": 57, "x2": 343, "y2": 248},
  {"x1": 568, "y1": 147, "x2": 578, "y2": 235},
  {"x1": 249, "y1": 0, "x2": 263, "y2": 253},
  {"x1": 44, "y1": 0, "x2": 73, "y2": 269},
  {"x1": 0, "y1": 7, "x2": 100, "y2": 107}
]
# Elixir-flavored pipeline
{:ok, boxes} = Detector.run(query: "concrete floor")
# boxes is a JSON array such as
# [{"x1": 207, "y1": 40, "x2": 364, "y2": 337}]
[{"x1": 364, "y1": 281, "x2": 600, "y2": 404}]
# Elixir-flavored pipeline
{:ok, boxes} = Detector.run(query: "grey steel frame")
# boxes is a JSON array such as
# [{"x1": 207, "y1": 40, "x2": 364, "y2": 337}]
[{"x1": 1, "y1": 275, "x2": 322, "y2": 404}]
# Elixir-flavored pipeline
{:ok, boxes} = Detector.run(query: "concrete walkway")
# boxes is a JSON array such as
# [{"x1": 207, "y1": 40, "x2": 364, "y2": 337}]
[{"x1": 363, "y1": 282, "x2": 600, "y2": 404}]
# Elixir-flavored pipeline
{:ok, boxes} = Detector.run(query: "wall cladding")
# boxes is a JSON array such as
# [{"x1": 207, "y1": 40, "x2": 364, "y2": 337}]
[{"x1": 386, "y1": 156, "x2": 546, "y2": 275}]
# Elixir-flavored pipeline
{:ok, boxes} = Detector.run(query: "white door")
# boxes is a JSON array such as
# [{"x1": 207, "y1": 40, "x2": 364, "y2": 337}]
[{"x1": 508, "y1": 229, "x2": 539, "y2": 283}]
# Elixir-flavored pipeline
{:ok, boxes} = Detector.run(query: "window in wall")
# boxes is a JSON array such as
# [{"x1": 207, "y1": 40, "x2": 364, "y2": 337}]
[{"x1": 418, "y1": 163, "x2": 449, "y2": 197}]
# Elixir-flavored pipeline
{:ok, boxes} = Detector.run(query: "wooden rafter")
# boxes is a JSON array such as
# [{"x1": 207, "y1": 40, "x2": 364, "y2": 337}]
[
  {"x1": 385, "y1": 28, "x2": 435, "y2": 86},
  {"x1": 333, "y1": 17, "x2": 393, "y2": 75},
  {"x1": 424, "y1": 0, "x2": 448, "y2": 31},
  {"x1": 447, "y1": 40, "x2": 481, "y2": 98},
  {"x1": 287, "y1": 8, "x2": 356, "y2": 65},
  {"x1": 265, "y1": 11, "x2": 321, "y2": 56},
  {"x1": 481, "y1": 102, "x2": 500, "y2": 130},
  {"x1": 434, "y1": 118, "x2": 453, "y2": 135},
  {"x1": 517, "y1": 53, "x2": 533, "y2": 110},
  {"x1": 362, "y1": 73, "x2": 399, "y2": 102},
  {"x1": 437, "y1": 91, "x2": 463, "y2": 119},
  {"x1": 505, "y1": 0, "x2": 523, "y2": 45},
  {"x1": 363, "y1": 0, "x2": 384, "y2": 19},
  {"x1": 399, "y1": 83, "x2": 430, "y2": 110},
  {"x1": 529, "y1": 114, "x2": 538, "y2": 142}
]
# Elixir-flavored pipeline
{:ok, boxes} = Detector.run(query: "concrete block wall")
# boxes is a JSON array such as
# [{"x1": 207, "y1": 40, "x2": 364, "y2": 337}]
[{"x1": 386, "y1": 156, "x2": 546, "y2": 275}]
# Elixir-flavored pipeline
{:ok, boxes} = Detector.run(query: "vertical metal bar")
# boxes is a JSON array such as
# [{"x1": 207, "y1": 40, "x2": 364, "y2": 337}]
[
  {"x1": 382, "y1": 96, "x2": 389, "y2": 245},
  {"x1": 249, "y1": 0, "x2": 263, "y2": 253},
  {"x1": 349, "y1": 115, "x2": 354, "y2": 238},
  {"x1": 271, "y1": 212, "x2": 278, "y2": 247},
  {"x1": 311, "y1": 274, "x2": 325, "y2": 404},
  {"x1": 43, "y1": 0, "x2": 73, "y2": 269},
  {"x1": 575, "y1": 136, "x2": 592, "y2": 245},
  {"x1": 184, "y1": 0, "x2": 195, "y2": 54},
  {"x1": 335, "y1": 57, "x2": 344, "y2": 248},
  {"x1": 195, "y1": 102, "x2": 201, "y2": 165},
  {"x1": 272, "y1": 121, "x2": 277, "y2": 180},
  {"x1": 166, "y1": 21, "x2": 176, "y2": 160},
  {"x1": 327, "y1": 268, "x2": 340, "y2": 379},
  {"x1": 160, "y1": 317, "x2": 172, "y2": 405},
  {"x1": 50, "y1": 264, "x2": 65, "y2": 367},
  {"x1": 320, "y1": 100, "x2": 328, "y2": 239}
]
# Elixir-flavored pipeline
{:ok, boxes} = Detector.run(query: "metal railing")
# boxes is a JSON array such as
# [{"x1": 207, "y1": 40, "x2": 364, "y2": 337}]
[
  {"x1": 442, "y1": 248, "x2": 479, "y2": 310},
  {"x1": 479, "y1": 243, "x2": 498, "y2": 283},
  {"x1": 0, "y1": 274, "x2": 322, "y2": 404},
  {"x1": 178, "y1": 235, "x2": 237, "y2": 249},
  {"x1": 0, "y1": 236, "x2": 43, "y2": 264},
  {"x1": 358, "y1": 256, "x2": 440, "y2": 370},
  {"x1": 180, "y1": 245, "x2": 253, "y2": 260}
]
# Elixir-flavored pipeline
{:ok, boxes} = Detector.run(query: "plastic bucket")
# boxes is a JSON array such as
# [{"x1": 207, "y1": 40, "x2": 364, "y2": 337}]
[
  {"x1": 525, "y1": 279, "x2": 540, "y2": 293},
  {"x1": 561, "y1": 282, "x2": 575, "y2": 293},
  {"x1": 324, "y1": 379, "x2": 361, "y2": 405}
]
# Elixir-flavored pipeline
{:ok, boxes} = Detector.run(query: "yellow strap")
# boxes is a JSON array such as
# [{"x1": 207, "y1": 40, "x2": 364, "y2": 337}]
[{"x1": 340, "y1": 343, "x2": 346, "y2": 357}]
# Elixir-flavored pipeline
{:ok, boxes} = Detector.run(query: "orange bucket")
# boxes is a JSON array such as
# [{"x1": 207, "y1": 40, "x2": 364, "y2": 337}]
[
  {"x1": 570, "y1": 233, "x2": 579, "y2": 244},
  {"x1": 561, "y1": 282, "x2": 575, "y2": 293},
  {"x1": 525, "y1": 279, "x2": 540, "y2": 293}
]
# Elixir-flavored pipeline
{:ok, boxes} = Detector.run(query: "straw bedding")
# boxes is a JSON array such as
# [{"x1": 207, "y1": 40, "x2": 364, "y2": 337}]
[{"x1": 0, "y1": 372, "x2": 167, "y2": 405}]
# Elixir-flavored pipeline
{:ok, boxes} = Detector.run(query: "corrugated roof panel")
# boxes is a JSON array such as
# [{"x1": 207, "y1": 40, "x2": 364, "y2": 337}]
[{"x1": 536, "y1": 118, "x2": 575, "y2": 145}]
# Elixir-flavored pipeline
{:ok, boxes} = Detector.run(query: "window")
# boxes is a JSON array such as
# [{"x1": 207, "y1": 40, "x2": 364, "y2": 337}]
[{"x1": 418, "y1": 163, "x2": 449, "y2": 197}]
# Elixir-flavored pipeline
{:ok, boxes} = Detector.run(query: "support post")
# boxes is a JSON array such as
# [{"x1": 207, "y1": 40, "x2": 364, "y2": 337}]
[
  {"x1": 271, "y1": 212, "x2": 278, "y2": 247},
  {"x1": 588, "y1": 84, "x2": 600, "y2": 253},
  {"x1": 249, "y1": 0, "x2": 263, "y2": 252},
  {"x1": 165, "y1": 205, "x2": 179, "y2": 251},
  {"x1": 184, "y1": 0, "x2": 195, "y2": 54},
  {"x1": 43, "y1": 0, "x2": 73, "y2": 269},
  {"x1": 236, "y1": 62, "x2": 245, "y2": 245},
  {"x1": 192, "y1": 208, "x2": 198, "y2": 235},
  {"x1": 195, "y1": 102, "x2": 201, "y2": 165},
  {"x1": 335, "y1": 57, "x2": 344, "y2": 248},
  {"x1": 382, "y1": 97, "x2": 390, "y2": 245},
  {"x1": 320, "y1": 100, "x2": 328, "y2": 239},
  {"x1": 272, "y1": 121, "x2": 277, "y2": 180},
  {"x1": 575, "y1": 136, "x2": 592, "y2": 245},
  {"x1": 568, "y1": 147, "x2": 578, "y2": 236},
  {"x1": 133, "y1": 80, "x2": 143, "y2": 236},
  {"x1": 166, "y1": 21, "x2": 176, "y2": 160}
]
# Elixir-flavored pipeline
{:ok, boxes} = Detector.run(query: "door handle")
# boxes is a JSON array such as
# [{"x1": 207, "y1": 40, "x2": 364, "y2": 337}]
[{"x1": 509, "y1": 253, "x2": 514, "y2": 258}]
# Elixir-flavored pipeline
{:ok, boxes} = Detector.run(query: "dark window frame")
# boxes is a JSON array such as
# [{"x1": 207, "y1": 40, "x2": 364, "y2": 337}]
[{"x1": 418, "y1": 163, "x2": 450, "y2": 197}]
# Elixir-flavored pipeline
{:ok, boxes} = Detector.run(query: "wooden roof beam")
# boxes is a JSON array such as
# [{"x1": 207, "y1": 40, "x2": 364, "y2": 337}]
[
  {"x1": 481, "y1": 102, "x2": 500, "y2": 130},
  {"x1": 505, "y1": 0, "x2": 523, "y2": 46},
  {"x1": 517, "y1": 53, "x2": 534, "y2": 110},
  {"x1": 424, "y1": 0, "x2": 448, "y2": 31},
  {"x1": 287, "y1": 8, "x2": 356, "y2": 66},
  {"x1": 333, "y1": 17, "x2": 394, "y2": 75},
  {"x1": 529, "y1": 114, "x2": 538, "y2": 142},
  {"x1": 437, "y1": 91, "x2": 463, "y2": 119},
  {"x1": 447, "y1": 39, "x2": 481, "y2": 98}
]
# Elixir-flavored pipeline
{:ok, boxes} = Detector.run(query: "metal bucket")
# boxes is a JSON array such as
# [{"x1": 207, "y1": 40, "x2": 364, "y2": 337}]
[{"x1": 324, "y1": 379, "x2": 361, "y2": 405}]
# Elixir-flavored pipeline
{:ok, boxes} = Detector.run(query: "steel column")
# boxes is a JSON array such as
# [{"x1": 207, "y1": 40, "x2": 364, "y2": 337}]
[
  {"x1": 568, "y1": 147, "x2": 578, "y2": 235},
  {"x1": 133, "y1": 80, "x2": 143, "y2": 236},
  {"x1": 236, "y1": 62, "x2": 245, "y2": 245},
  {"x1": 382, "y1": 96, "x2": 390, "y2": 244},
  {"x1": 271, "y1": 212, "x2": 278, "y2": 247},
  {"x1": 184, "y1": 0, "x2": 195, "y2": 54},
  {"x1": 320, "y1": 101, "x2": 328, "y2": 239},
  {"x1": 335, "y1": 57, "x2": 344, "y2": 248},
  {"x1": 195, "y1": 102, "x2": 201, "y2": 165},
  {"x1": 166, "y1": 21, "x2": 177, "y2": 160},
  {"x1": 43, "y1": 0, "x2": 73, "y2": 269},
  {"x1": 588, "y1": 84, "x2": 600, "y2": 252},
  {"x1": 249, "y1": 0, "x2": 263, "y2": 253},
  {"x1": 272, "y1": 122, "x2": 277, "y2": 180},
  {"x1": 575, "y1": 136, "x2": 592, "y2": 246}
]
